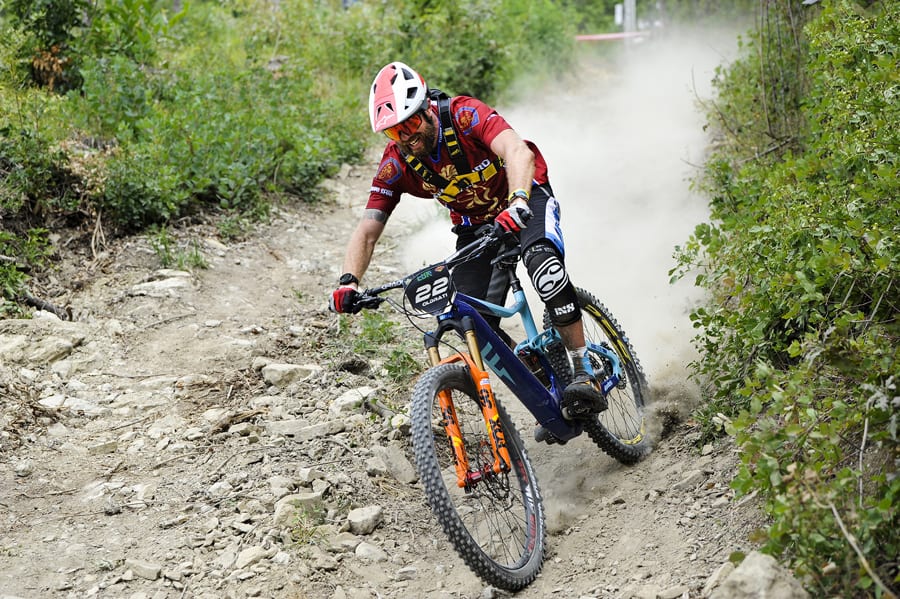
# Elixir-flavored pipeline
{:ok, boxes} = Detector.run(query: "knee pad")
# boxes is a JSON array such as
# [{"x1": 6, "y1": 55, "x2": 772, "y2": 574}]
[{"x1": 523, "y1": 243, "x2": 581, "y2": 327}]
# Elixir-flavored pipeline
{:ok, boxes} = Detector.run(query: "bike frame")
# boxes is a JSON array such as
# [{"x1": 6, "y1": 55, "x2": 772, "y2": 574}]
[{"x1": 425, "y1": 280, "x2": 626, "y2": 454}]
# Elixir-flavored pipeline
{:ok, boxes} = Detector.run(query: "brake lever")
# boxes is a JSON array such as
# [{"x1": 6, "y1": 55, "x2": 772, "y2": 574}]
[{"x1": 355, "y1": 295, "x2": 386, "y2": 311}]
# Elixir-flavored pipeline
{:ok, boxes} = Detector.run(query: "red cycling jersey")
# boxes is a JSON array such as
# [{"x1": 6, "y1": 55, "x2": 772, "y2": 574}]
[{"x1": 365, "y1": 96, "x2": 550, "y2": 227}]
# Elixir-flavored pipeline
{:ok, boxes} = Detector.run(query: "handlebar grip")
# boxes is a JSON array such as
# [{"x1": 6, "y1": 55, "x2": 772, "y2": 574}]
[{"x1": 353, "y1": 295, "x2": 385, "y2": 311}]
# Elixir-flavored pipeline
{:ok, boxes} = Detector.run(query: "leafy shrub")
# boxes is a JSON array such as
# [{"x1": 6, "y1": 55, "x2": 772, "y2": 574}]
[
  {"x1": 0, "y1": 0, "x2": 575, "y2": 306},
  {"x1": 675, "y1": 0, "x2": 899, "y2": 595},
  {"x1": 5, "y1": 0, "x2": 87, "y2": 91},
  {"x1": 0, "y1": 228, "x2": 52, "y2": 313}
]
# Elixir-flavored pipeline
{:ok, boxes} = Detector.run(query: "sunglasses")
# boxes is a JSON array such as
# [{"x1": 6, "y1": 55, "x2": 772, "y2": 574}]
[{"x1": 383, "y1": 111, "x2": 426, "y2": 141}]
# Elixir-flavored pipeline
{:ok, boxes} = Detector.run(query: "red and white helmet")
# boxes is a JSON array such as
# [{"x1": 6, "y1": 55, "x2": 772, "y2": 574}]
[{"x1": 368, "y1": 62, "x2": 428, "y2": 133}]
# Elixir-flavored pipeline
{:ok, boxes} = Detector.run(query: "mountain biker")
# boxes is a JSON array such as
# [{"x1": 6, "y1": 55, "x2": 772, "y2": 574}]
[{"x1": 328, "y1": 61, "x2": 605, "y2": 421}]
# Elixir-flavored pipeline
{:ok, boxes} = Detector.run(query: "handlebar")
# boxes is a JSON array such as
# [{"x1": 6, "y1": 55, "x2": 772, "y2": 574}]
[{"x1": 351, "y1": 222, "x2": 517, "y2": 312}]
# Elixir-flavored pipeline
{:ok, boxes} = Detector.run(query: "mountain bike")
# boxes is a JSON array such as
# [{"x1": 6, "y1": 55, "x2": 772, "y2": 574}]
[{"x1": 351, "y1": 224, "x2": 652, "y2": 590}]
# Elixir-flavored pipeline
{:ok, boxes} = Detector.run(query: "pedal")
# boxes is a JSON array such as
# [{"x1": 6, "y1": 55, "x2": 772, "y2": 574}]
[
  {"x1": 560, "y1": 400, "x2": 592, "y2": 421},
  {"x1": 534, "y1": 424, "x2": 566, "y2": 445}
]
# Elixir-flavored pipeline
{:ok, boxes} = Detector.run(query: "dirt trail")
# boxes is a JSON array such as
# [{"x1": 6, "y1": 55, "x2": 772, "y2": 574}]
[{"x1": 0, "y1": 29, "x2": 768, "y2": 599}]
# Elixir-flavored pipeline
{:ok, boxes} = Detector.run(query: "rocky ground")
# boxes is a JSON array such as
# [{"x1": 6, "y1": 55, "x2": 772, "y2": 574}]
[
  {"x1": 0, "y1": 31, "x2": 811, "y2": 599},
  {"x1": 0, "y1": 165, "x2": 802, "y2": 599}
]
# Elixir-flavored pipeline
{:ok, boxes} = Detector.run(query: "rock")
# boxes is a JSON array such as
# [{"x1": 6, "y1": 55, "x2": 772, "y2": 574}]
[
  {"x1": 347, "y1": 505, "x2": 383, "y2": 535},
  {"x1": 0, "y1": 318, "x2": 88, "y2": 365},
  {"x1": 390, "y1": 413, "x2": 410, "y2": 434},
  {"x1": 354, "y1": 541, "x2": 388, "y2": 562},
  {"x1": 261, "y1": 363, "x2": 322, "y2": 387},
  {"x1": 267, "y1": 420, "x2": 346, "y2": 442},
  {"x1": 365, "y1": 454, "x2": 388, "y2": 477},
  {"x1": 308, "y1": 545, "x2": 339, "y2": 571},
  {"x1": 234, "y1": 546, "x2": 272, "y2": 570},
  {"x1": 658, "y1": 584, "x2": 690, "y2": 599},
  {"x1": 214, "y1": 544, "x2": 239, "y2": 570},
  {"x1": 273, "y1": 492, "x2": 325, "y2": 527},
  {"x1": 329, "y1": 386, "x2": 377, "y2": 415},
  {"x1": 673, "y1": 469, "x2": 706, "y2": 491},
  {"x1": 38, "y1": 394, "x2": 106, "y2": 416},
  {"x1": 370, "y1": 444, "x2": 417, "y2": 484},
  {"x1": 702, "y1": 561, "x2": 735, "y2": 596},
  {"x1": 123, "y1": 558, "x2": 161, "y2": 580},
  {"x1": 14, "y1": 460, "x2": 34, "y2": 477},
  {"x1": 296, "y1": 467, "x2": 325, "y2": 484},
  {"x1": 326, "y1": 531, "x2": 362, "y2": 553},
  {"x1": 129, "y1": 276, "x2": 191, "y2": 297},
  {"x1": 206, "y1": 481, "x2": 234, "y2": 500},
  {"x1": 268, "y1": 475, "x2": 295, "y2": 492},
  {"x1": 88, "y1": 440, "x2": 118, "y2": 455},
  {"x1": 266, "y1": 419, "x2": 309, "y2": 437},
  {"x1": 709, "y1": 551, "x2": 810, "y2": 599}
]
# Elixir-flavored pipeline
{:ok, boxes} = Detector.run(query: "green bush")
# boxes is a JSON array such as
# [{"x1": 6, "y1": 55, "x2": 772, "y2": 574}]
[
  {"x1": 675, "y1": 1, "x2": 899, "y2": 595},
  {"x1": 0, "y1": 0, "x2": 576, "y2": 297}
]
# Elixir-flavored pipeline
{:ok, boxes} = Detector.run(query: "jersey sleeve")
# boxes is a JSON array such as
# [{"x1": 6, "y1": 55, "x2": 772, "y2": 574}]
[
  {"x1": 449, "y1": 96, "x2": 511, "y2": 149},
  {"x1": 365, "y1": 146, "x2": 405, "y2": 215}
]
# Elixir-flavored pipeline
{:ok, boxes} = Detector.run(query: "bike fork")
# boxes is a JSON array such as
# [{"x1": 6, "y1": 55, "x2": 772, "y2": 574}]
[{"x1": 428, "y1": 329, "x2": 513, "y2": 489}]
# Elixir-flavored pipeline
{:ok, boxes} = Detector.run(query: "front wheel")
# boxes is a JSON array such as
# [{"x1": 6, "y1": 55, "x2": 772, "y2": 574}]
[
  {"x1": 410, "y1": 363, "x2": 546, "y2": 591},
  {"x1": 544, "y1": 287, "x2": 653, "y2": 464}
]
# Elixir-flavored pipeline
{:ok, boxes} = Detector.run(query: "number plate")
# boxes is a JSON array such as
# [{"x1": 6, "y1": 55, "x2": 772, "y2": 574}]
[{"x1": 404, "y1": 264, "x2": 454, "y2": 315}]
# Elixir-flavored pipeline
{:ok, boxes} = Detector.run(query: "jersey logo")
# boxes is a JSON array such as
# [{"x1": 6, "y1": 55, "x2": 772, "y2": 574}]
[
  {"x1": 376, "y1": 157, "x2": 402, "y2": 185},
  {"x1": 454, "y1": 106, "x2": 479, "y2": 135}
]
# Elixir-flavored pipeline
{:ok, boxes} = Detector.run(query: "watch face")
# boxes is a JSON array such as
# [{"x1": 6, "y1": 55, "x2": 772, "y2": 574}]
[{"x1": 339, "y1": 273, "x2": 358, "y2": 286}]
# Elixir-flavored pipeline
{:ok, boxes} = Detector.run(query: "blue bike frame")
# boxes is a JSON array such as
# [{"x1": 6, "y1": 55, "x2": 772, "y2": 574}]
[{"x1": 432, "y1": 285, "x2": 624, "y2": 443}]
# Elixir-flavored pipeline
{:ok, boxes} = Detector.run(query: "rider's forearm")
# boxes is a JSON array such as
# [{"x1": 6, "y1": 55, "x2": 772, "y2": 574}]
[
  {"x1": 489, "y1": 130, "x2": 535, "y2": 201},
  {"x1": 341, "y1": 217, "x2": 385, "y2": 286},
  {"x1": 504, "y1": 143, "x2": 535, "y2": 198}
]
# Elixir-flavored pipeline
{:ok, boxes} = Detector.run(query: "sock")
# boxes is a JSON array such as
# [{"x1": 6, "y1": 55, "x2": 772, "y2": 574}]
[{"x1": 569, "y1": 347, "x2": 588, "y2": 375}]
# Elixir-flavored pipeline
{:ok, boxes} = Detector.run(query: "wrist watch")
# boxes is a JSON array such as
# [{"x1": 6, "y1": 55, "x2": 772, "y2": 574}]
[
  {"x1": 508, "y1": 189, "x2": 529, "y2": 203},
  {"x1": 339, "y1": 273, "x2": 359, "y2": 286}
]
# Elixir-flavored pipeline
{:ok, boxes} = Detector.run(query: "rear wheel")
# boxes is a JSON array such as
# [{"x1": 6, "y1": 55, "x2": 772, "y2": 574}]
[
  {"x1": 410, "y1": 363, "x2": 546, "y2": 590},
  {"x1": 544, "y1": 288, "x2": 652, "y2": 464}
]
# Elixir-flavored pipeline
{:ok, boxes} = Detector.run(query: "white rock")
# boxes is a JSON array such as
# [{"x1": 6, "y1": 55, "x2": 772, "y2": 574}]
[
  {"x1": 354, "y1": 541, "x2": 388, "y2": 562},
  {"x1": 234, "y1": 546, "x2": 270, "y2": 570},
  {"x1": 123, "y1": 558, "x2": 161, "y2": 580},
  {"x1": 347, "y1": 505, "x2": 383, "y2": 535},
  {"x1": 206, "y1": 481, "x2": 233, "y2": 500},
  {"x1": 329, "y1": 386, "x2": 377, "y2": 415},
  {"x1": 261, "y1": 363, "x2": 321, "y2": 387}
]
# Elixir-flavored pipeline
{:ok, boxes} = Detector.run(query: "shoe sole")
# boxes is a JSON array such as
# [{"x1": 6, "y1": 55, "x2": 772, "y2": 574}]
[{"x1": 561, "y1": 387, "x2": 608, "y2": 420}]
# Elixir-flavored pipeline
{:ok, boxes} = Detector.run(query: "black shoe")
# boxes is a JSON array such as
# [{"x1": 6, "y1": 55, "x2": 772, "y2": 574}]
[{"x1": 561, "y1": 373, "x2": 607, "y2": 420}]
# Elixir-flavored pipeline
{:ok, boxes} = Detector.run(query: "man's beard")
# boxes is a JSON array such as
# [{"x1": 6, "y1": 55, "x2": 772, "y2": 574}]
[{"x1": 399, "y1": 116, "x2": 437, "y2": 160}]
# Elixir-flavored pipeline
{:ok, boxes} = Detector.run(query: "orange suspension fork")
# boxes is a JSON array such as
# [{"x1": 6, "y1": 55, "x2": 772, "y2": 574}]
[{"x1": 428, "y1": 331, "x2": 513, "y2": 488}]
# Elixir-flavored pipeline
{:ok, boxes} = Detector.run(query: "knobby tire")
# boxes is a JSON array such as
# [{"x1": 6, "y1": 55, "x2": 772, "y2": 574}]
[
  {"x1": 410, "y1": 363, "x2": 546, "y2": 591},
  {"x1": 545, "y1": 287, "x2": 652, "y2": 464}
]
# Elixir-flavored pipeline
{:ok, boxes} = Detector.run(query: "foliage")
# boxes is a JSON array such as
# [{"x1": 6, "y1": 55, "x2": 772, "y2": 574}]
[
  {"x1": 352, "y1": 311, "x2": 397, "y2": 355},
  {"x1": 651, "y1": 0, "x2": 757, "y2": 22},
  {"x1": 0, "y1": 228, "x2": 52, "y2": 313},
  {"x1": 289, "y1": 505, "x2": 327, "y2": 546},
  {"x1": 674, "y1": 0, "x2": 899, "y2": 595},
  {"x1": 0, "y1": 0, "x2": 573, "y2": 304},
  {"x1": 148, "y1": 225, "x2": 207, "y2": 270},
  {"x1": 385, "y1": 348, "x2": 424, "y2": 384},
  {"x1": 3, "y1": 0, "x2": 87, "y2": 91}
]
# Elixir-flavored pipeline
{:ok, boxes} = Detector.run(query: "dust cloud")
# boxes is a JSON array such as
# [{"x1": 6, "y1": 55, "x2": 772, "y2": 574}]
[{"x1": 506, "y1": 29, "x2": 741, "y2": 405}]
